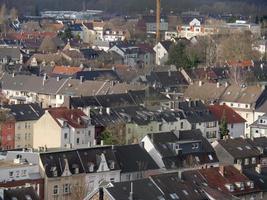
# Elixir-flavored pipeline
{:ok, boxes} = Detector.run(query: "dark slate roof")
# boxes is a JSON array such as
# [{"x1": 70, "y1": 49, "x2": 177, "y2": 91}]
[
  {"x1": 150, "y1": 173, "x2": 208, "y2": 200},
  {"x1": 80, "y1": 48, "x2": 99, "y2": 60},
  {"x1": 246, "y1": 137, "x2": 267, "y2": 156},
  {"x1": 217, "y1": 138, "x2": 261, "y2": 159},
  {"x1": 146, "y1": 71, "x2": 189, "y2": 91},
  {"x1": 114, "y1": 144, "x2": 159, "y2": 173},
  {"x1": 3, "y1": 103, "x2": 44, "y2": 121},
  {"x1": 73, "y1": 70, "x2": 120, "y2": 81},
  {"x1": 243, "y1": 169, "x2": 267, "y2": 191},
  {"x1": 178, "y1": 101, "x2": 217, "y2": 123},
  {"x1": 77, "y1": 146, "x2": 120, "y2": 173},
  {"x1": 40, "y1": 150, "x2": 84, "y2": 178},
  {"x1": 160, "y1": 41, "x2": 173, "y2": 52},
  {"x1": 105, "y1": 178, "x2": 165, "y2": 200},
  {"x1": 69, "y1": 89, "x2": 168, "y2": 109},
  {"x1": 3, "y1": 186, "x2": 40, "y2": 200},
  {"x1": 147, "y1": 130, "x2": 218, "y2": 169}
]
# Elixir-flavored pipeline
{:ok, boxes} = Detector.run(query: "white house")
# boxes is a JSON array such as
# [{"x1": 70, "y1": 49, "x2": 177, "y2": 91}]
[
  {"x1": 250, "y1": 114, "x2": 267, "y2": 138},
  {"x1": 153, "y1": 41, "x2": 173, "y2": 65}
]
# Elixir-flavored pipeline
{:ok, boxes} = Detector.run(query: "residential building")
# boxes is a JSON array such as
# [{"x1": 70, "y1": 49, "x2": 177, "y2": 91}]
[
  {"x1": 177, "y1": 18, "x2": 216, "y2": 39},
  {"x1": 141, "y1": 130, "x2": 219, "y2": 171},
  {"x1": 3, "y1": 104, "x2": 44, "y2": 149},
  {"x1": 39, "y1": 150, "x2": 86, "y2": 200},
  {"x1": 212, "y1": 138, "x2": 261, "y2": 170},
  {"x1": 0, "y1": 157, "x2": 44, "y2": 199},
  {"x1": 182, "y1": 165, "x2": 263, "y2": 200},
  {"x1": 33, "y1": 107, "x2": 95, "y2": 149},
  {"x1": 93, "y1": 173, "x2": 208, "y2": 200},
  {"x1": 208, "y1": 104, "x2": 246, "y2": 138},
  {"x1": 250, "y1": 115, "x2": 267, "y2": 138},
  {"x1": 220, "y1": 84, "x2": 267, "y2": 137},
  {"x1": 178, "y1": 101, "x2": 220, "y2": 142},
  {"x1": 153, "y1": 40, "x2": 173, "y2": 65}
]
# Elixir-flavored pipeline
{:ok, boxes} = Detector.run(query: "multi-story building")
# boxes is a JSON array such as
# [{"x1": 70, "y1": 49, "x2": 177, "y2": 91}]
[
  {"x1": 33, "y1": 107, "x2": 95, "y2": 149},
  {"x1": 2, "y1": 104, "x2": 44, "y2": 149}
]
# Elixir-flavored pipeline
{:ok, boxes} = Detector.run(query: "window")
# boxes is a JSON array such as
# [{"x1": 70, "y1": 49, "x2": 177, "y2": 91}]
[
  {"x1": 63, "y1": 184, "x2": 70, "y2": 194},
  {"x1": 231, "y1": 124, "x2": 234, "y2": 129},
  {"x1": 88, "y1": 130, "x2": 91, "y2": 136},
  {"x1": 245, "y1": 158, "x2": 249, "y2": 165},
  {"x1": 15, "y1": 170, "x2": 19, "y2": 178},
  {"x1": 110, "y1": 178, "x2": 115, "y2": 182},
  {"x1": 192, "y1": 143, "x2": 199, "y2": 149},
  {"x1": 9, "y1": 171, "x2": 14, "y2": 178},
  {"x1": 53, "y1": 185, "x2": 59, "y2": 195},
  {"x1": 237, "y1": 159, "x2": 242, "y2": 165},
  {"x1": 64, "y1": 133, "x2": 68, "y2": 139},
  {"x1": 208, "y1": 154, "x2": 213, "y2": 160},
  {"x1": 180, "y1": 122, "x2": 184, "y2": 129},
  {"x1": 21, "y1": 170, "x2": 27, "y2": 176},
  {"x1": 159, "y1": 124, "x2": 163, "y2": 131},
  {"x1": 252, "y1": 157, "x2": 256, "y2": 164},
  {"x1": 77, "y1": 138, "x2": 80, "y2": 144},
  {"x1": 206, "y1": 131, "x2": 217, "y2": 139}
]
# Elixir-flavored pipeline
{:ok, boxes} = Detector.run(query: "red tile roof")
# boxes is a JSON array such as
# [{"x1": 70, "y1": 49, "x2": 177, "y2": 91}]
[
  {"x1": 199, "y1": 166, "x2": 260, "y2": 196},
  {"x1": 7, "y1": 32, "x2": 57, "y2": 40},
  {"x1": 208, "y1": 104, "x2": 246, "y2": 124},
  {"x1": 227, "y1": 60, "x2": 254, "y2": 68},
  {"x1": 52, "y1": 65, "x2": 82, "y2": 75},
  {"x1": 48, "y1": 107, "x2": 87, "y2": 128}
]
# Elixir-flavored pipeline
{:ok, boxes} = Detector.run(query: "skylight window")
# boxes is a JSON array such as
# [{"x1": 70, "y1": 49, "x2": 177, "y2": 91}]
[
  {"x1": 182, "y1": 190, "x2": 189, "y2": 195},
  {"x1": 170, "y1": 193, "x2": 179, "y2": 199},
  {"x1": 195, "y1": 156, "x2": 200, "y2": 162},
  {"x1": 245, "y1": 146, "x2": 251, "y2": 150},
  {"x1": 237, "y1": 147, "x2": 243, "y2": 151}
]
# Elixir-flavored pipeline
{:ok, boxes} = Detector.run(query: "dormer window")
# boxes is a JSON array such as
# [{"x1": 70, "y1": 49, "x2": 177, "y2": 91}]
[
  {"x1": 192, "y1": 143, "x2": 199, "y2": 149},
  {"x1": 75, "y1": 167, "x2": 79, "y2": 174},
  {"x1": 88, "y1": 163, "x2": 94, "y2": 172},
  {"x1": 51, "y1": 167, "x2": 57, "y2": 177},
  {"x1": 252, "y1": 157, "x2": 256, "y2": 164},
  {"x1": 225, "y1": 184, "x2": 234, "y2": 192},
  {"x1": 110, "y1": 161, "x2": 115, "y2": 169}
]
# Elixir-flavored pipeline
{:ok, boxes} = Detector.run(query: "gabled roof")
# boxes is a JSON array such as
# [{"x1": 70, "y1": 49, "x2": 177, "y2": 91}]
[
  {"x1": 193, "y1": 166, "x2": 260, "y2": 196},
  {"x1": 150, "y1": 173, "x2": 208, "y2": 200},
  {"x1": 147, "y1": 130, "x2": 218, "y2": 169},
  {"x1": 216, "y1": 138, "x2": 261, "y2": 159},
  {"x1": 159, "y1": 40, "x2": 173, "y2": 51},
  {"x1": 40, "y1": 150, "x2": 84, "y2": 178},
  {"x1": 77, "y1": 146, "x2": 120, "y2": 173},
  {"x1": 208, "y1": 104, "x2": 246, "y2": 124},
  {"x1": 47, "y1": 107, "x2": 88, "y2": 129},
  {"x1": 74, "y1": 70, "x2": 120, "y2": 81},
  {"x1": 1, "y1": 73, "x2": 68, "y2": 95},
  {"x1": 184, "y1": 82, "x2": 228, "y2": 103},
  {"x1": 3, "y1": 103, "x2": 44, "y2": 122},
  {"x1": 113, "y1": 144, "x2": 159, "y2": 173},
  {"x1": 178, "y1": 101, "x2": 217, "y2": 123},
  {"x1": 105, "y1": 178, "x2": 165, "y2": 200}
]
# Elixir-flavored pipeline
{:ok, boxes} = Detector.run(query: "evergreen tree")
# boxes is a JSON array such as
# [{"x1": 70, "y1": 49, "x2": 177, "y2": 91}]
[{"x1": 219, "y1": 110, "x2": 229, "y2": 139}]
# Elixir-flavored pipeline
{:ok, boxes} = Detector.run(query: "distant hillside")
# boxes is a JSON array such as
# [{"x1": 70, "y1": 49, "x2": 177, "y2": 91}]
[{"x1": 1, "y1": 0, "x2": 266, "y2": 16}]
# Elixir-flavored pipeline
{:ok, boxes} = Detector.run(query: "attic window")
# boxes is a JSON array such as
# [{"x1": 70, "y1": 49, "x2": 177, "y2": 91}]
[
  {"x1": 208, "y1": 154, "x2": 213, "y2": 160},
  {"x1": 182, "y1": 190, "x2": 189, "y2": 195}
]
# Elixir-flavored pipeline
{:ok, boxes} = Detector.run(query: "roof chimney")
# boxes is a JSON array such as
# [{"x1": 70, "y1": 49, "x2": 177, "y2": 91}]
[
  {"x1": 80, "y1": 76, "x2": 84, "y2": 84},
  {"x1": 106, "y1": 107, "x2": 111, "y2": 115},
  {"x1": 129, "y1": 182, "x2": 133, "y2": 200},
  {"x1": 219, "y1": 166, "x2": 226, "y2": 177},
  {"x1": 217, "y1": 82, "x2": 220, "y2": 88},
  {"x1": 199, "y1": 81, "x2": 202, "y2": 87},
  {"x1": 56, "y1": 76, "x2": 60, "y2": 82}
]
